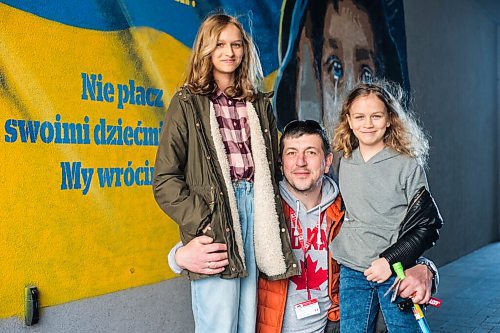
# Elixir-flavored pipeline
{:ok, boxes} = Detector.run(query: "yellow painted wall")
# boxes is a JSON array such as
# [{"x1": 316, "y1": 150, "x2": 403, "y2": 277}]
[
  {"x1": 0, "y1": 3, "x2": 278, "y2": 319},
  {"x1": 0, "y1": 4, "x2": 189, "y2": 318}
]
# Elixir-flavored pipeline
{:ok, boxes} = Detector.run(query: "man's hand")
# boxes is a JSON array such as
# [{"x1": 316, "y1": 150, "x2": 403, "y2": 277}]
[
  {"x1": 364, "y1": 258, "x2": 392, "y2": 283},
  {"x1": 175, "y1": 236, "x2": 229, "y2": 275},
  {"x1": 398, "y1": 264, "x2": 433, "y2": 304}
]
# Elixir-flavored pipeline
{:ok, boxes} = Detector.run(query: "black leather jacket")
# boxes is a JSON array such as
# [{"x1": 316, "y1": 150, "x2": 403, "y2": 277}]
[{"x1": 380, "y1": 187, "x2": 444, "y2": 270}]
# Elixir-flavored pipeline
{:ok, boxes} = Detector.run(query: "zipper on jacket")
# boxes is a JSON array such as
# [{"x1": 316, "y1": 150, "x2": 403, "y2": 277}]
[
  {"x1": 407, "y1": 186, "x2": 426, "y2": 212},
  {"x1": 399, "y1": 186, "x2": 429, "y2": 238}
]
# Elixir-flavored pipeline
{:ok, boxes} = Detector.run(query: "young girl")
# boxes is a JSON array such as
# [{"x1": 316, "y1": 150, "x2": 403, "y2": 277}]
[
  {"x1": 331, "y1": 81, "x2": 443, "y2": 332},
  {"x1": 153, "y1": 14, "x2": 299, "y2": 333}
]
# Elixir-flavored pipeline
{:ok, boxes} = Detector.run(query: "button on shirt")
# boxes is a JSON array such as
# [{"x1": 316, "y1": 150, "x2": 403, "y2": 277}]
[{"x1": 211, "y1": 91, "x2": 254, "y2": 181}]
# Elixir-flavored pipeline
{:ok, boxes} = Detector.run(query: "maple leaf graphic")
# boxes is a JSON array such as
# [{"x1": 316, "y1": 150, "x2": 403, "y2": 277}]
[{"x1": 290, "y1": 255, "x2": 328, "y2": 291}]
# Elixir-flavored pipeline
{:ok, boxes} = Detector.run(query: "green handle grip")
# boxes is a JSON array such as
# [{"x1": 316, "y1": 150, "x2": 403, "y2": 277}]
[{"x1": 393, "y1": 262, "x2": 406, "y2": 280}]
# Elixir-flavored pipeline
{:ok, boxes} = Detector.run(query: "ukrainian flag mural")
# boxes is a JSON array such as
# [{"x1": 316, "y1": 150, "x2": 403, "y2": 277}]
[
  {"x1": 0, "y1": 0, "x2": 284, "y2": 319},
  {"x1": 0, "y1": 0, "x2": 408, "y2": 320}
]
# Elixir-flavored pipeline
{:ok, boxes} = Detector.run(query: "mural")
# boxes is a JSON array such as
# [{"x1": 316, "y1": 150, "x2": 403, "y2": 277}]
[
  {"x1": 274, "y1": 0, "x2": 409, "y2": 139},
  {"x1": 0, "y1": 0, "x2": 407, "y2": 318}
]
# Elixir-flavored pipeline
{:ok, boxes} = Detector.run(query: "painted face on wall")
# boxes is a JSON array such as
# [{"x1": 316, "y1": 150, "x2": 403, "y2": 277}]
[
  {"x1": 294, "y1": 0, "x2": 376, "y2": 139},
  {"x1": 321, "y1": 0, "x2": 376, "y2": 135}
]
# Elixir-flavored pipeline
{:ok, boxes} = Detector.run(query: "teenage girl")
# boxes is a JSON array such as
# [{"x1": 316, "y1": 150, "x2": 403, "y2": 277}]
[
  {"x1": 153, "y1": 13, "x2": 299, "y2": 333},
  {"x1": 331, "y1": 81, "x2": 443, "y2": 332}
]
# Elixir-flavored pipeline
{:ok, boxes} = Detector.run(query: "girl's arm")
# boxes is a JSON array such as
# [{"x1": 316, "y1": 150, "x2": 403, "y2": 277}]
[
  {"x1": 366, "y1": 165, "x2": 442, "y2": 281},
  {"x1": 379, "y1": 189, "x2": 442, "y2": 270},
  {"x1": 366, "y1": 220, "x2": 441, "y2": 283},
  {"x1": 153, "y1": 93, "x2": 213, "y2": 238},
  {"x1": 380, "y1": 165, "x2": 443, "y2": 270}
]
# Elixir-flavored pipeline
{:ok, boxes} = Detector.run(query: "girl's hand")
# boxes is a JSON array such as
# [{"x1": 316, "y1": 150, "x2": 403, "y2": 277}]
[{"x1": 364, "y1": 258, "x2": 392, "y2": 283}]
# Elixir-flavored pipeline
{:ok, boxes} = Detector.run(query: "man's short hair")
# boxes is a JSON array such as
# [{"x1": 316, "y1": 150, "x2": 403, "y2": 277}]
[{"x1": 280, "y1": 120, "x2": 331, "y2": 157}]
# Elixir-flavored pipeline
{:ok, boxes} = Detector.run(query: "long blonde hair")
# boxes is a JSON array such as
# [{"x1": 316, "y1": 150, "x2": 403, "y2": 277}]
[
  {"x1": 185, "y1": 13, "x2": 263, "y2": 101},
  {"x1": 333, "y1": 80, "x2": 429, "y2": 166}
]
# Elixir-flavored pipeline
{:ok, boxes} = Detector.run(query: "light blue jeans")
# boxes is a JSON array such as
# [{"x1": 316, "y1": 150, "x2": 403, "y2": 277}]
[
  {"x1": 339, "y1": 265, "x2": 420, "y2": 333},
  {"x1": 191, "y1": 181, "x2": 257, "y2": 333}
]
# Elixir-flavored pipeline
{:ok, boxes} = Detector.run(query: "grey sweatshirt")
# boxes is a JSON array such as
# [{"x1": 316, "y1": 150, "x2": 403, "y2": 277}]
[
  {"x1": 331, "y1": 147, "x2": 428, "y2": 272},
  {"x1": 280, "y1": 176, "x2": 339, "y2": 333}
]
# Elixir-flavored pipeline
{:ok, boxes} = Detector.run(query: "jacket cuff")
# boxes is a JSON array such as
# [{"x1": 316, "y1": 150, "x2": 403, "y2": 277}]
[
  {"x1": 167, "y1": 241, "x2": 184, "y2": 274},
  {"x1": 380, "y1": 235, "x2": 426, "y2": 272}
]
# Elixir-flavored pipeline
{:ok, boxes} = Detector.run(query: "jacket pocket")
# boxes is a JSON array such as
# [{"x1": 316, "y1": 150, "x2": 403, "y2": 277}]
[
  {"x1": 202, "y1": 187, "x2": 217, "y2": 238},
  {"x1": 190, "y1": 185, "x2": 216, "y2": 237}
]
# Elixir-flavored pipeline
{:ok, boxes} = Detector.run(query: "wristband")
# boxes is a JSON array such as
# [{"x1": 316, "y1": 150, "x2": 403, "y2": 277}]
[{"x1": 416, "y1": 257, "x2": 439, "y2": 294}]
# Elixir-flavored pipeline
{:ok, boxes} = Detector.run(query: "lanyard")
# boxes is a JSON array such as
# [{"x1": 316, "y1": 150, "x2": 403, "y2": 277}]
[{"x1": 290, "y1": 208, "x2": 325, "y2": 299}]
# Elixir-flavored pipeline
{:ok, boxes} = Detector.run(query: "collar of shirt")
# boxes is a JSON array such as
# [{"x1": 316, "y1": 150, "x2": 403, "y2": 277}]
[
  {"x1": 212, "y1": 89, "x2": 225, "y2": 100},
  {"x1": 211, "y1": 89, "x2": 243, "y2": 104}
]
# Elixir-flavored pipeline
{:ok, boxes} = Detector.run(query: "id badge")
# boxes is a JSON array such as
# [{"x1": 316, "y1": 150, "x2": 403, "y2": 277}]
[{"x1": 294, "y1": 298, "x2": 320, "y2": 319}]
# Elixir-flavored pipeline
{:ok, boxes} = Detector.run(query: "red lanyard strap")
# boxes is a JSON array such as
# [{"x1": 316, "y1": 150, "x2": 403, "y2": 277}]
[
  {"x1": 290, "y1": 207, "x2": 326, "y2": 299},
  {"x1": 290, "y1": 209, "x2": 325, "y2": 254}
]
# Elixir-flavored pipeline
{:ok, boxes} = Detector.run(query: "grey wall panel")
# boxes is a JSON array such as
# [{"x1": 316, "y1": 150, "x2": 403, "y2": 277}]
[{"x1": 404, "y1": 0, "x2": 498, "y2": 265}]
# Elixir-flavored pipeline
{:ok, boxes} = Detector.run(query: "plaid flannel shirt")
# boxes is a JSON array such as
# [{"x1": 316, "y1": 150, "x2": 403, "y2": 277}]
[{"x1": 211, "y1": 90, "x2": 254, "y2": 181}]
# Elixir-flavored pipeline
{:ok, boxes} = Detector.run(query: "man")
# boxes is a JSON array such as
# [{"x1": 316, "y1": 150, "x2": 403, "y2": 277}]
[
  {"x1": 257, "y1": 119, "x2": 343, "y2": 332},
  {"x1": 170, "y1": 120, "x2": 437, "y2": 332}
]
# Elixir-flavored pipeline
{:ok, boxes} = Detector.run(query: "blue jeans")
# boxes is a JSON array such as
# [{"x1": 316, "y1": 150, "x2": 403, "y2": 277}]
[
  {"x1": 191, "y1": 181, "x2": 257, "y2": 333},
  {"x1": 339, "y1": 265, "x2": 419, "y2": 333}
]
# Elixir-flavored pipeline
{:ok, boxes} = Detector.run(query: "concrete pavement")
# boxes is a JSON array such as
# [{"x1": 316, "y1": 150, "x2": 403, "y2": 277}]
[{"x1": 426, "y1": 242, "x2": 500, "y2": 333}]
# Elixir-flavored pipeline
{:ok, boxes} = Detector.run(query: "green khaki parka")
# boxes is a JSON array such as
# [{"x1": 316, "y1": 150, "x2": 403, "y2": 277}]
[{"x1": 153, "y1": 87, "x2": 299, "y2": 281}]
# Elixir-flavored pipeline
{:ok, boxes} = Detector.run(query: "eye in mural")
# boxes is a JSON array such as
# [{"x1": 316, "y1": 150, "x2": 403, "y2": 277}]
[{"x1": 274, "y1": 0, "x2": 409, "y2": 140}]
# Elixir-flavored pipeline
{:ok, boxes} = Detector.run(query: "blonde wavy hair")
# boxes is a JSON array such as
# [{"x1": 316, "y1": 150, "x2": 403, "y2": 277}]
[
  {"x1": 333, "y1": 80, "x2": 429, "y2": 166},
  {"x1": 185, "y1": 13, "x2": 263, "y2": 101}
]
